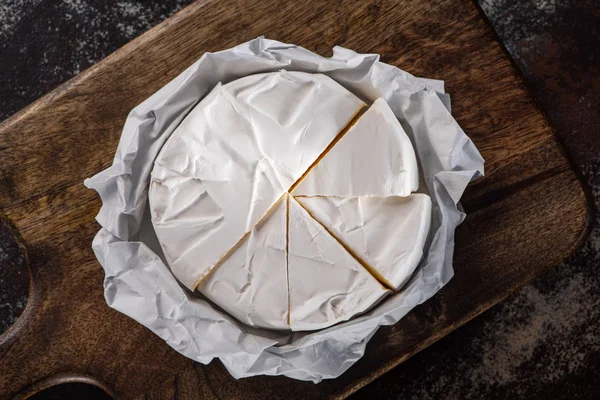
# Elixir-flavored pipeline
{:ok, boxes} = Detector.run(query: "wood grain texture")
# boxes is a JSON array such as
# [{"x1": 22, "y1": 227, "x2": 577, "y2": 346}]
[{"x1": 0, "y1": 0, "x2": 589, "y2": 399}]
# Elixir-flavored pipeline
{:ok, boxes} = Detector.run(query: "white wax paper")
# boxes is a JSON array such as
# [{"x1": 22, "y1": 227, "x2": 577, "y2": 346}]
[{"x1": 85, "y1": 37, "x2": 484, "y2": 382}]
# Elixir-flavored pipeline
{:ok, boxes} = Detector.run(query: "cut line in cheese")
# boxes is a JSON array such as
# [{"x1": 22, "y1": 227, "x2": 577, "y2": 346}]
[
  {"x1": 296, "y1": 194, "x2": 432, "y2": 290},
  {"x1": 191, "y1": 192, "x2": 287, "y2": 290},
  {"x1": 149, "y1": 71, "x2": 365, "y2": 290},
  {"x1": 287, "y1": 197, "x2": 389, "y2": 331},
  {"x1": 196, "y1": 196, "x2": 289, "y2": 330},
  {"x1": 285, "y1": 194, "x2": 291, "y2": 326},
  {"x1": 288, "y1": 107, "x2": 366, "y2": 193},
  {"x1": 292, "y1": 98, "x2": 419, "y2": 197},
  {"x1": 294, "y1": 195, "x2": 394, "y2": 291}
]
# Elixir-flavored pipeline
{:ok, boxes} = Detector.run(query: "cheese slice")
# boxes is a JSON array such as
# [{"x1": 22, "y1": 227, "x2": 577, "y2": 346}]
[
  {"x1": 287, "y1": 197, "x2": 389, "y2": 331},
  {"x1": 197, "y1": 197, "x2": 289, "y2": 330},
  {"x1": 296, "y1": 194, "x2": 432, "y2": 290},
  {"x1": 293, "y1": 98, "x2": 419, "y2": 197},
  {"x1": 149, "y1": 71, "x2": 364, "y2": 289}
]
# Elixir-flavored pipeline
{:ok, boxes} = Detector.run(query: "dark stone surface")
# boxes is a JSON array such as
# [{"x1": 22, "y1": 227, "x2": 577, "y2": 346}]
[
  {"x1": 0, "y1": 0, "x2": 598, "y2": 397},
  {"x1": 0, "y1": 0, "x2": 191, "y2": 122}
]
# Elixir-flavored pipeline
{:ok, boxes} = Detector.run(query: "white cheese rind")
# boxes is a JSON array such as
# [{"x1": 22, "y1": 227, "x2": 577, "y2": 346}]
[
  {"x1": 197, "y1": 197, "x2": 289, "y2": 330},
  {"x1": 288, "y1": 197, "x2": 389, "y2": 331},
  {"x1": 297, "y1": 194, "x2": 432, "y2": 290},
  {"x1": 293, "y1": 98, "x2": 419, "y2": 197},
  {"x1": 224, "y1": 71, "x2": 366, "y2": 188},
  {"x1": 149, "y1": 71, "x2": 364, "y2": 289}
]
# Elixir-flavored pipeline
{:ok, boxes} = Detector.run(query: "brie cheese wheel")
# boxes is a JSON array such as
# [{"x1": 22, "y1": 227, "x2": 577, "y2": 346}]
[
  {"x1": 292, "y1": 98, "x2": 419, "y2": 197},
  {"x1": 197, "y1": 197, "x2": 289, "y2": 330},
  {"x1": 149, "y1": 71, "x2": 365, "y2": 289},
  {"x1": 150, "y1": 73, "x2": 432, "y2": 331},
  {"x1": 297, "y1": 194, "x2": 432, "y2": 290},
  {"x1": 288, "y1": 197, "x2": 389, "y2": 331}
]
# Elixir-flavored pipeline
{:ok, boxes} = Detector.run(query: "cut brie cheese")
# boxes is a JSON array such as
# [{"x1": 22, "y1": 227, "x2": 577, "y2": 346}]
[
  {"x1": 149, "y1": 71, "x2": 364, "y2": 289},
  {"x1": 293, "y1": 98, "x2": 419, "y2": 197},
  {"x1": 197, "y1": 197, "x2": 289, "y2": 330},
  {"x1": 288, "y1": 197, "x2": 389, "y2": 331},
  {"x1": 297, "y1": 194, "x2": 432, "y2": 290},
  {"x1": 149, "y1": 73, "x2": 432, "y2": 331}
]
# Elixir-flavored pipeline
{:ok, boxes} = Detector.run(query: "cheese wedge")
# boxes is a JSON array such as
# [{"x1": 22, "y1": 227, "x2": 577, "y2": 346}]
[
  {"x1": 287, "y1": 197, "x2": 389, "y2": 331},
  {"x1": 197, "y1": 197, "x2": 289, "y2": 330},
  {"x1": 149, "y1": 71, "x2": 364, "y2": 289},
  {"x1": 293, "y1": 98, "x2": 419, "y2": 197},
  {"x1": 296, "y1": 194, "x2": 432, "y2": 290}
]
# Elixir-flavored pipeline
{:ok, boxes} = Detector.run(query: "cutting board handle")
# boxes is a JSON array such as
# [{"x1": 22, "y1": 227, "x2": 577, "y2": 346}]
[
  {"x1": 0, "y1": 215, "x2": 115, "y2": 398},
  {"x1": 0, "y1": 213, "x2": 38, "y2": 354}
]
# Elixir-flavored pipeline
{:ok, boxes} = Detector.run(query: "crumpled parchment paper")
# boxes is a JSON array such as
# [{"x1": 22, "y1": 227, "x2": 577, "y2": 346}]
[{"x1": 84, "y1": 37, "x2": 484, "y2": 382}]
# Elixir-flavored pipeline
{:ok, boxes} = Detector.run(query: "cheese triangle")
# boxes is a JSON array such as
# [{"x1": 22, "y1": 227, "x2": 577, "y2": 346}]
[
  {"x1": 197, "y1": 197, "x2": 289, "y2": 330},
  {"x1": 296, "y1": 194, "x2": 432, "y2": 290},
  {"x1": 287, "y1": 197, "x2": 389, "y2": 331},
  {"x1": 292, "y1": 98, "x2": 419, "y2": 197}
]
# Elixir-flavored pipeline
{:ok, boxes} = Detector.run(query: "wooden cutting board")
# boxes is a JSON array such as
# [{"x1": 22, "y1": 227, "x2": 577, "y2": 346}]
[{"x1": 0, "y1": 0, "x2": 590, "y2": 399}]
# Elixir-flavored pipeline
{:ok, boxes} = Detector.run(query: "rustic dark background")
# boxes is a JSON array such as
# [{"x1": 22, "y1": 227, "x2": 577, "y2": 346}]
[{"x1": 1, "y1": 0, "x2": 598, "y2": 398}]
